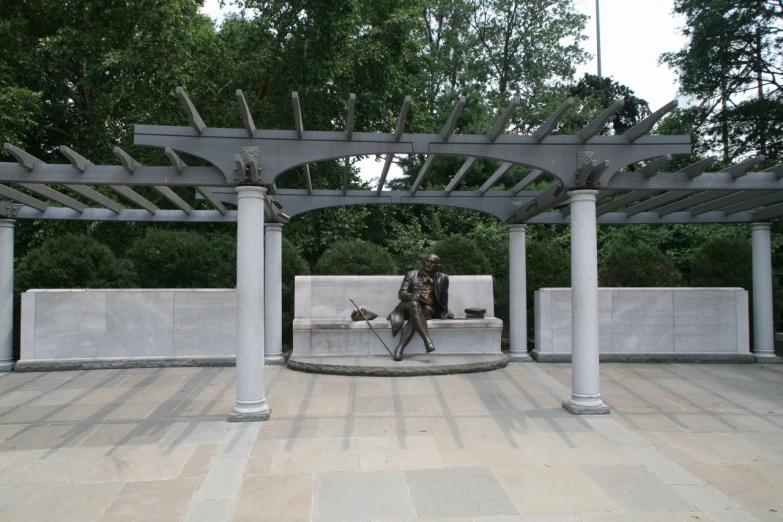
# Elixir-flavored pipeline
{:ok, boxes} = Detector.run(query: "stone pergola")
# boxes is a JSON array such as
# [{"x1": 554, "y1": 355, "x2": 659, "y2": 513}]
[{"x1": 1, "y1": 88, "x2": 781, "y2": 420}]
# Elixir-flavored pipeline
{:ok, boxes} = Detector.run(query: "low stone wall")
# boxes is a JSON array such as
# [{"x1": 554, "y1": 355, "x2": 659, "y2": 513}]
[
  {"x1": 20, "y1": 289, "x2": 237, "y2": 368},
  {"x1": 533, "y1": 288, "x2": 753, "y2": 362}
]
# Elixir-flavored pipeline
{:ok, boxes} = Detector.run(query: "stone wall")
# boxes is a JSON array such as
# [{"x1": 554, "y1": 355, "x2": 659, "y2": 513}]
[
  {"x1": 20, "y1": 289, "x2": 236, "y2": 363},
  {"x1": 533, "y1": 288, "x2": 751, "y2": 361}
]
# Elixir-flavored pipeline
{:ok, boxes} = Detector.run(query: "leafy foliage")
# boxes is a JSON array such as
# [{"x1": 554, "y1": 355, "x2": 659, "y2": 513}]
[
  {"x1": 598, "y1": 243, "x2": 682, "y2": 288},
  {"x1": 127, "y1": 229, "x2": 220, "y2": 288},
  {"x1": 282, "y1": 238, "x2": 310, "y2": 345},
  {"x1": 689, "y1": 237, "x2": 752, "y2": 289},
  {"x1": 314, "y1": 240, "x2": 398, "y2": 275},
  {"x1": 15, "y1": 234, "x2": 138, "y2": 291},
  {"x1": 432, "y1": 235, "x2": 491, "y2": 275}
]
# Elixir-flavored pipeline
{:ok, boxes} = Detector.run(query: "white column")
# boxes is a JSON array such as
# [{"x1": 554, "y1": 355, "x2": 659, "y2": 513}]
[
  {"x1": 230, "y1": 186, "x2": 270, "y2": 421},
  {"x1": 508, "y1": 224, "x2": 531, "y2": 361},
  {"x1": 751, "y1": 222, "x2": 778, "y2": 360},
  {"x1": 0, "y1": 220, "x2": 14, "y2": 372},
  {"x1": 564, "y1": 190, "x2": 609, "y2": 415},
  {"x1": 264, "y1": 223, "x2": 285, "y2": 365}
]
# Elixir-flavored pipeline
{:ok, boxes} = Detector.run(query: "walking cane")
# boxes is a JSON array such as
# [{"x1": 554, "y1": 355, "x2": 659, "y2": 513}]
[{"x1": 349, "y1": 298, "x2": 394, "y2": 359}]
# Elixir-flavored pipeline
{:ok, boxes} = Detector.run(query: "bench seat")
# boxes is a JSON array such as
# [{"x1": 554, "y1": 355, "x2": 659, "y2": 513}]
[{"x1": 293, "y1": 275, "x2": 502, "y2": 357}]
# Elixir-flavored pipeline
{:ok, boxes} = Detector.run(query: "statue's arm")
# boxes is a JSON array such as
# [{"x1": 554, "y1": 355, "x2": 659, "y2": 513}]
[{"x1": 398, "y1": 272, "x2": 415, "y2": 301}]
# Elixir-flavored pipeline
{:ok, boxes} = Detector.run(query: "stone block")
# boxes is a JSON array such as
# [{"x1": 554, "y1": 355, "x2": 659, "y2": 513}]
[
  {"x1": 106, "y1": 291, "x2": 174, "y2": 357},
  {"x1": 551, "y1": 290, "x2": 572, "y2": 354},
  {"x1": 313, "y1": 470, "x2": 416, "y2": 522},
  {"x1": 173, "y1": 290, "x2": 236, "y2": 356},
  {"x1": 611, "y1": 289, "x2": 673, "y2": 353},
  {"x1": 34, "y1": 290, "x2": 106, "y2": 360},
  {"x1": 20, "y1": 292, "x2": 36, "y2": 360},
  {"x1": 673, "y1": 290, "x2": 738, "y2": 353},
  {"x1": 534, "y1": 290, "x2": 553, "y2": 354}
]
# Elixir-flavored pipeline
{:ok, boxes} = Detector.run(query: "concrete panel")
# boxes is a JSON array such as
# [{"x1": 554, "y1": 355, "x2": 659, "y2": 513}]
[
  {"x1": 20, "y1": 292, "x2": 36, "y2": 360},
  {"x1": 551, "y1": 290, "x2": 573, "y2": 354},
  {"x1": 106, "y1": 291, "x2": 174, "y2": 357},
  {"x1": 174, "y1": 291, "x2": 237, "y2": 356},
  {"x1": 293, "y1": 276, "x2": 312, "y2": 319},
  {"x1": 674, "y1": 290, "x2": 738, "y2": 353},
  {"x1": 736, "y1": 290, "x2": 750, "y2": 354},
  {"x1": 599, "y1": 290, "x2": 613, "y2": 352},
  {"x1": 611, "y1": 290, "x2": 673, "y2": 353},
  {"x1": 475, "y1": 275, "x2": 495, "y2": 316},
  {"x1": 310, "y1": 329, "x2": 371, "y2": 356},
  {"x1": 34, "y1": 291, "x2": 106, "y2": 359},
  {"x1": 534, "y1": 290, "x2": 553, "y2": 354}
]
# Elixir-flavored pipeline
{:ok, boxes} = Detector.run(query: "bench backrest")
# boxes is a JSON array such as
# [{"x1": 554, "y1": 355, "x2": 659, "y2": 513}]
[{"x1": 295, "y1": 275, "x2": 494, "y2": 319}]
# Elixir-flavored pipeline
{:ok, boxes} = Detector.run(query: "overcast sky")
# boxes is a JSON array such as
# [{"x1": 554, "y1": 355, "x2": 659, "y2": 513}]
[{"x1": 200, "y1": 0, "x2": 688, "y2": 184}]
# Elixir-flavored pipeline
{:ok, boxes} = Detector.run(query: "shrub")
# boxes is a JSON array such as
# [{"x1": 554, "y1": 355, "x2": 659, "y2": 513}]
[
  {"x1": 527, "y1": 240, "x2": 571, "y2": 343},
  {"x1": 689, "y1": 237, "x2": 751, "y2": 289},
  {"x1": 126, "y1": 229, "x2": 215, "y2": 288},
  {"x1": 431, "y1": 235, "x2": 492, "y2": 275},
  {"x1": 15, "y1": 234, "x2": 138, "y2": 290},
  {"x1": 314, "y1": 240, "x2": 397, "y2": 275},
  {"x1": 599, "y1": 242, "x2": 682, "y2": 287}
]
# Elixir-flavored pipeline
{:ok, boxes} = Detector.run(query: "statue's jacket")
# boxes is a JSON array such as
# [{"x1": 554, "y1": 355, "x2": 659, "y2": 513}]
[{"x1": 388, "y1": 270, "x2": 451, "y2": 337}]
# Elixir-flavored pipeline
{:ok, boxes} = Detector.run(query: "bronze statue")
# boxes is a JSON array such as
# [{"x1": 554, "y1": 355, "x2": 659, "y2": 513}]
[{"x1": 388, "y1": 253, "x2": 453, "y2": 361}]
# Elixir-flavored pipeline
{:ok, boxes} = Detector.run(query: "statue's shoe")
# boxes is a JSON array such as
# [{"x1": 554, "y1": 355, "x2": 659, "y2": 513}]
[
  {"x1": 425, "y1": 342, "x2": 436, "y2": 353},
  {"x1": 393, "y1": 348, "x2": 404, "y2": 361}
]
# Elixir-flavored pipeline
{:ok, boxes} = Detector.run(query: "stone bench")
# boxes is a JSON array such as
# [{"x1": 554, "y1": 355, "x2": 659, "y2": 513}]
[{"x1": 293, "y1": 275, "x2": 502, "y2": 357}]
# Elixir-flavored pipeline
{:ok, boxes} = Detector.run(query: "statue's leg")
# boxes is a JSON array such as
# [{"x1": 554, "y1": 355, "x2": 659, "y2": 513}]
[
  {"x1": 393, "y1": 321, "x2": 416, "y2": 361},
  {"x1": 408, "y1": 305, "x2": 435, "y2": 353}
]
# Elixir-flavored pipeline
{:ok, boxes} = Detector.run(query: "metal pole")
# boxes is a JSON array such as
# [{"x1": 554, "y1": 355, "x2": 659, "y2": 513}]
[{"x1": 596, "y1": 0, "x2": 603, "y2": 77}]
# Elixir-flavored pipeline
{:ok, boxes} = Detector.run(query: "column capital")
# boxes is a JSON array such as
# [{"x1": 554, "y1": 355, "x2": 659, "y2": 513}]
[
  {"x1": 752, "y1": 222, "x2": 772, "y2": 231},
  {"x1": 567, "y1": 189, "x2": 599, "y2": 201},
  {"x1": 0, "y1": 219, "x2": 15, "y2": 228},
  {"x1": 265, "y1": 222, "x2": 284, "y2": 232},
  {"x1": 507, "y1": 223, "x2": 527, "y2": 232},
  {"x1": 235, "y1": 186, "x2": 267, "y2": 199}
]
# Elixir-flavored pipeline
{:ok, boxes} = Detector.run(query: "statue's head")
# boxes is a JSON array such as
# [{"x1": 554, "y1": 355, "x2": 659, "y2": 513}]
[{"x1": 422, "y1": 253, "x2": 440, "y2": 274}]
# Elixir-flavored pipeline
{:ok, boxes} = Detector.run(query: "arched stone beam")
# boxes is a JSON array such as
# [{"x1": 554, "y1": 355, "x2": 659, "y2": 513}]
[
  {"x1": 207, "y1": 188, "x2": 537, "y2": 222},
  {"x1": 134, "y1": 125, "x2": 690, "y2": 188}
]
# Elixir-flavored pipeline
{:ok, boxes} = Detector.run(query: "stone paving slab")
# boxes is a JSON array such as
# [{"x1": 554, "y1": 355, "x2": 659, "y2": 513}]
[{"x1": 0, "y1": 362, "x2": 780, "y2": 521}]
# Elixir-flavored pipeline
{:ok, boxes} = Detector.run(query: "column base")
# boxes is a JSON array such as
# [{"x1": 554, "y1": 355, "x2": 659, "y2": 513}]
[
  {"x1": 507, "y1": 352, "x2": 533, "y2": 362},
  {"x1": 0, "y1": 362, "x2": 14, "y2": 372},
  {"x1": 562, "y1": 399, "x2": 610, "y2": 415},
  {"x1": 228, "y1": 407, "x2": 271, "y2": 422},
  {"x1": 754, "y1": 353, "x2": 783, "y2": 364},
  {"x1": 264, "y1": 354, "x2": 287, "y2": 365}
]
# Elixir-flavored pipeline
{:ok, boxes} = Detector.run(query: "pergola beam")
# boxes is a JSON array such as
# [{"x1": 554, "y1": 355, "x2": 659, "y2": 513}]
[
  {"x1": 578, "y1": 99, "x2": 624, "y2": 143},
  {"x1": 509, "y1": 182, "x2": 566, "y2": 222},
  {"x1": 195, "y1": 187, "x2": 226, "y2": 215},
  {"x1": 3, "y1": 143, "x2": 43, "y2": 171},
  {"x1": 343, "y1": 159, "x2": 350, "y2": 196},
  {"x1": 0, "y1": 184, "x2": 48, "y2": 211},
  {"x1": 114, "y1": 147, "x2": 141, "y2": 173},
  {"x1": 165, "y1": 147, "x2": 187, "y2": 174},
  {"x1": 596, "y1": 190, "x2": 653, "y2": 216},
  {"x1": 640, "y1": 155, "x2": 672, "y2": 179},
  {"x1": 488, "y1": 98, "x2": 521, "y2": 142},
  {"x1": 394, "y1": 96, "x2": 412, "y2": 140},
  {"x1": 624, "y1": 100, "x2": 678, "y2": 143},
  {"x1": 511, "y1": 169, "x2": 545, "y2": 195},
  {"x1": 346, "y1": 93, "x2": 356, "y2": 139},
  {"x1": 18, "y1": 183, "x2": 87, "y2": 212},
  {"x1": 292, "y1": 92, "x2": 304, "y2": 138},
  {"x1": 690, "y1": 190, "x2": 775, "y2": 216},
  {"x1": 152, "y1": 186, "x2": 193, "y2": 214},
  {"x1": 721, "y1": 155, "x2": 765, "y2": 179},
  {"x1": 175, "y1": 87, "x2": 206, "y2": 135},
  {"x1": 625, "y1": 190, "x2": 691, "y2": 217},
  {"x1": 409, "y1": 155, "x2": 436, "y2": 195},
  {"x1": 722, "y1": 191, "x2": 783, "y2": 215},
  {"x1": 108, "y1": 185, "x2": 158, "y2": 214},
  {"x1": 532, "y1": 99, "x2": 574, "y2": 142},
  {"x1": 441, "y1": 96, "x2": 466, "y2": 141},
  {"x1": 656, "y1": 191, "x2": 722, "y2": 217},
  {"x1": 236, "y1": 90, "x2": 256, "y2": 138},
  {"x1": 59, "y1": 146, "x2": 92, "y2": 173},
  {"x1": 683, "y1": 156, "x2": 717, "y2": 179},
  {"x1": 754, "y1": 202, "x2": 783, "y2": 220},
  {"x1": 445, "y1": 157, "x2": 478, "y2": 194},
  {"x1": 479, "y1": 162, "x2": 513, "y2": 195}
]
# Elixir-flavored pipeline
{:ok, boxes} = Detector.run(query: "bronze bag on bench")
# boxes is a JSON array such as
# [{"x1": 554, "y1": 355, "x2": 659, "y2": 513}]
[{"x1": 351, "y1": 308, "x2": 378, "y2": 321}]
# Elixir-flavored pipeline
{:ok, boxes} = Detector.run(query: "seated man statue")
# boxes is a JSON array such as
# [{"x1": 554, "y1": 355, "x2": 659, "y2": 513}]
[{"x1": 388, "y1": 253, "x2": 453, "y2": 361}]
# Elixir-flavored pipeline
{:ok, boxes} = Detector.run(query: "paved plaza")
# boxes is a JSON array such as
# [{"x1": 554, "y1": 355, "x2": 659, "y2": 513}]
[{"x1": 0, "y1": 362, "x2": 780, "y2": 521}]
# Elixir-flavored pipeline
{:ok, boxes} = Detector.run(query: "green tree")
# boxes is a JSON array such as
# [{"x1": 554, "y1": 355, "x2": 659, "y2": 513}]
[
  {"x1": 432, "y1": 234, "x2": 491, "y2": 274},
  {"x1": 314, "y1": 240, "x2": 398, "y2": 275},
  {"x1": 127, "y1": 229, "x2": 217, "y2": 288},
  {"x1": 599, "y1": 243, "x2": 682, "y2": 287}
]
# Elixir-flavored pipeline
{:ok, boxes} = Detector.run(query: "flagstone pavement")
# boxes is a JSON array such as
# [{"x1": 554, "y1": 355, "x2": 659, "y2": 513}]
[{"x1": 0, "y1": 361, "x2": 781, "y2": 521}]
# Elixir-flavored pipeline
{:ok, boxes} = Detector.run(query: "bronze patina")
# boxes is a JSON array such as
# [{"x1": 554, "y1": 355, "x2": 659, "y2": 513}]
[{"x1": 388, "y1": 253, "x2": 453, "y2": 361}]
